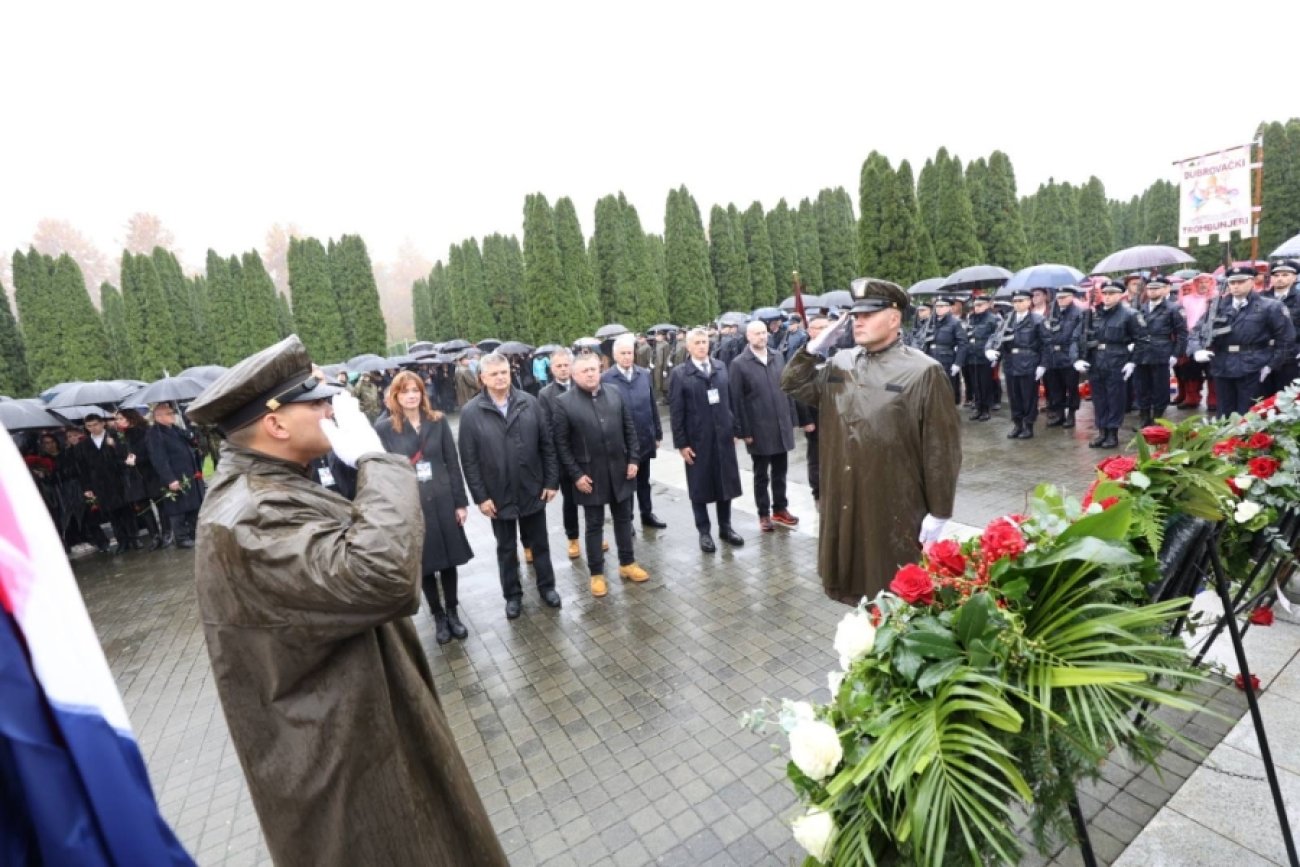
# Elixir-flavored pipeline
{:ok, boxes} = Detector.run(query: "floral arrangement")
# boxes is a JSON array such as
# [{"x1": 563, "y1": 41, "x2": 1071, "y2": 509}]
[{"x1": 745, "y1": 489, "x2": 1210, "y2": 866}]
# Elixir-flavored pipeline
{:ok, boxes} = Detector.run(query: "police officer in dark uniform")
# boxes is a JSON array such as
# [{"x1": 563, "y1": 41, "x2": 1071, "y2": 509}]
[
  {"x1": 985, "y1": 288, "x2": 1048, "y2": 439},
  {"x1": 1189, "y1": 264, "x2": 1293, "y2": 417},
  {"x1": 1132, "y1": 275, "x2": 1188, "y2": 427},
  {"x1": 906, "y1": 300, "x2": 933, "y2": 349},
  {"x1": 964, "y1": 296, "x2": 1001, "y2": 421},
  {"x1": 924, "y1": 297, "x2": 968, "y2": 402},
  {"x1": 1042, "y1": 286, "x2": 1085, "y2": 429},
  {"x1": 1077, "y1": 280, "x2": 1139, "y2": 448},
  {"x1": 1263, "y1": 259, "x2": 1300, "y2": 395}
]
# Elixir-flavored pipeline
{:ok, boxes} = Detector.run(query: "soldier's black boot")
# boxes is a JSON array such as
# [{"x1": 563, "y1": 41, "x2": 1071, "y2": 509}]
[
  {"x1": 1089, "y1": 428, "x2": 1107, "y2": 448},
  {"x1": 1007, "y1": 422, "x2": 1023, "y2": 439},
  {"x1": 1101, "y1": 428, "x2": 1120, "y2": 449},
  {"x1": 974, "y1": 410, "x2": 991, "y2": 421},
  {"x1": 1061, "y1": 409, "x2": 1076, "y2": 429},
  {"x1": 1046, "y1": 412, "x2": 1065, "y2": 428},
  {"x1": 1017, "y1": 422, "x2": 1034, "y2": 439},
  {"x1": 446, "y1": 606, "x2": 469, "y2": 640},
  {"x1": 431, "y1": 602, "x2": 452, "y2": 645}
]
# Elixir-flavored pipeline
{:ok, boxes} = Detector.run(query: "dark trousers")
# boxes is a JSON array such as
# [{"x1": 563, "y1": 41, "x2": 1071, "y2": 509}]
[
  {"x1": 692, "y1": 499, "x2": 733, "y2": 534},
  {"x1": 992, "y1": 364, "x2": 1003, "y2": 404},
  {"x1": 1092, "y1": 368, "x2": 1127, "y2": 429},
  {"x1": 492, "y1": 510, "x2": 555, "y2": 600},
  {"x1": 1267, "y1": 360, "x2": 1299, "y2": 399},
  {"x1": 969, "y1": 363, "x2": 996, "y2": 412},
  {"x1": 584, "y1": 495, "x2": 635, "y2": 572},
  {"x1": 1043, "y1": 367, "x2": 1079, "y2": 413},
  {"x1": 166, "y1": 509, "x2": 198, "y2": 543},
  {"x1": 805, "y1": 431, "x2": 820, "y2": 500},
  {"x1": 559, "y1": 475, "x2": 580, "y2": 540},
  {"x1": 421, "y1": 567, "x2": 458, "y2": 614},
  {"x1": 635, "y1": 457, "x2": 654, "y2": 517},
  {"x1": 1214, "y1": 374, "x2": 1264, "y2": 418},
  {"x1": 961, "y1": 363, "x2": 975, "y2": 404},
  {"x1": 752, "y1": 452, "x2": 789, "y2": 517},
  {"x1": 946, "y1": 369, "x2": 962, "y2": 403},
  {"x1": 1134, "y1": 363, "x2": 1171, "y2": 418},
  {"x1": 1006, "y1": 374, "x2": 1038, "y2": 424},
  {"x1": 129, "y1": 503, "x2": 161, "y2": 541}
]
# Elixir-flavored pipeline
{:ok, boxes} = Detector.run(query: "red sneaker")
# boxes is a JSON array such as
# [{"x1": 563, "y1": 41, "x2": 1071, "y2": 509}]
[{"x1": 771, "y1": 509, "x2": 800, "y2": 527}]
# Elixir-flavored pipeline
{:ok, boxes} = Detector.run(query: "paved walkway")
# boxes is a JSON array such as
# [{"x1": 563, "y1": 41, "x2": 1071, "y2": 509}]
[{"x1": 71, "y1": 397, "x2": 1295, "y2": 865}]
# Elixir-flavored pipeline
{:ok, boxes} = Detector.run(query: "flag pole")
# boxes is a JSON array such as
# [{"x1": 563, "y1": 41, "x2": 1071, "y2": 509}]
[
  {"x1": 791, "y1": 270, "x2": 807, "y2": 324},
  {"x1": 1252, "y1": 136, "x2": 1263, "y2": 262}
]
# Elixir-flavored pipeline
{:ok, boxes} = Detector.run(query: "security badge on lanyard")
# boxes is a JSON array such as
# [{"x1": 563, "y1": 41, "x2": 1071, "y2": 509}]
[
  {"x1": 415, "y1": 461, "x2": 433, "y2": 483},
  {"x1": 707, "y1": 388, "x2": 720, "y2": 405},
  {"x1": 318, "y1": 465, "x2": 336, "y2": 488}
]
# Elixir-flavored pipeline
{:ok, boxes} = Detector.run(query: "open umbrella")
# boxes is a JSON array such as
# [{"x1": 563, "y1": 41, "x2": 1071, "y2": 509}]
[
  {"x1": 351, "y1": 357, "x2": 394, "y2": 374},
  {"x1": 1, "y1": 399, "x2": 66, "y2": 430},
  {"x1": 1172, "y1": 268, "x2": 1201, "y2": 281},
  {"x1": 476, "y1": 338, "x2": 502, "y2": 351},
  {"x1": 439, "y1": 339, "x2": 471, "y2": 352},
  {"x1": 752, "y1": 306, "x2": 782, "y2": 320},
  {"x1": 321, "y1": 363, "x2": 347, "y2": 378},
  {"x1": 819, "y1": 290, "x2": 853, "y2": 309},
  {"x1": 532, "y1": 343, "x2": 564, "y2": 356},
  {"x1": 907, "y1": 277, "x2": 946, "y2": 297},
  {"x1": 941, "y1": 265, "x2": 1013, "y2": 292},
  {"x1": 347, "y1": 353, "x2": 384, "y2": 368},
  {"x1": 1270, "y1": 232, "x2": 1300, "y2": 259},
  {"x1": 573, "y1": 337, "x2": 601, "y2": 351},
  {"x1": 46, "y1": 380, "x2": 139, "y2": 409},
  {"x1": 125, "y1": 376, "x2": 209, "y2": 407},
  {"x1": 48, "y1": 404, "x2": 109, "y2": 422},
  {"x1": 1004, "y1": 264, "x2": 1084, "y2": 292},
  {"x1": 594, "y1": 323, "x2": 628, "y2": 339},
  {"x1": 496, "y1": 341, "x2": 533, "y2": 356},
  {"x1": 178, "y1": 365, "x2": 228, "y2": 384},
  {"x1": 718, "y1": 311, "x2": 750, "y2": 325},
  {"x1": 408, "y1": 341, "x2": 435, "y2": 354},
  {"x1": 645, "y1": 324, "x2": 678, "y2": 334},
  {"x1": 778, "y1": 295, "x2": 799, "y2": 311},
  {"x1": 1092, "y1": 245, "x2": 1194, "y2": 274},
  {"x1": 386, "y1": 355, "x2": 417, "y2": 367},
  {"x1": 39, "y1": 382, "x2": 83, "y2": 403}
]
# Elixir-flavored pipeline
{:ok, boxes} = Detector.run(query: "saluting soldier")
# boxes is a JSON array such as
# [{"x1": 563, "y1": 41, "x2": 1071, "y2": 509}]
[
  {"x1": 1076, "y1": 280, "x2": 1139, "y2": 449},
  {"x1": 985, "y1": 288, "x2": 1048, "y2": 439},
  {"x1": 1263, "y1": 260, "x2": 1300, "y2": 395},
  {"x1": 1189, "y1": 264, "x2": 1294, "y2": 417},
  {"x1": 1132, "y1": 275, "x2": 1188, "y2": 427},
  {"x1": 964, "y1": 296, "x2": 1001, "y2": 421},
  {"x1": 924, "y1": 297, "x2": 968, "y2": 402},
  {"x1": 1042, "y1": 286, "x2": 1085, "y2": 429}
]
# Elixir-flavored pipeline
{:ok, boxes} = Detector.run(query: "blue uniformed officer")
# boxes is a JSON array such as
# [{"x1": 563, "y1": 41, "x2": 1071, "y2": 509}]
[
  {"x1": 964, "y1": 296, "x2": 1001, "y2": 421},
  {"x1": 1189, "y1": 264, "x2": 1294, "y2": 417},
  {"x1": 906, "y1": 300, "x2": 933, "y2": 349},
  {"x1": 1132, "y1": 275, "x2": 1188, "y2": 426},
  {"x1": 1042, "y1": 286, "x2": 1085, "y2": 429},
  {"x1": 925, "y1": 297, "x2": 968, "y2": 402},
  {"x1": 985, "y1": 288, "x2": 1048, "y2": 439},
  {"x1": 1263, "y1": 259, "x2": 1300, "y2": 395},
  {"x1": 1077, "y1": 280, "x2": 1138, "y2": 449}
]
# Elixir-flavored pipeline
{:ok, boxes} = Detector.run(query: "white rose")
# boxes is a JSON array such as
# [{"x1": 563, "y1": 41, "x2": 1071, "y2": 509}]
[
  {"x1": 1235, "y1": 500, "x2": 1262, "y2": 524},
  {"x1": 1234, "y1": 475, "x2": 1254, "y2": 491},
  {"x1": 827, "y1": 671, "x2": 844, "y2": 697},
  {"x1": 833, "y1": 610, "x2": 877, "y2": 671},
  {"x1": 789, "y1": 720, "x2": 843, "y2": 782},
  {"x1": 792, "y1": 807, "x2": 836, "y2": 863}
]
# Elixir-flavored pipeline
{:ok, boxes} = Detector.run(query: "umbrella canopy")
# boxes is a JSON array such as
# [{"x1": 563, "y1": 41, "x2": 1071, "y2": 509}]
[
  {"x1": 178, "y1": 365, "x2": 228, "y2": 384},
  {"x1": 408, "y1": 341, "x2": 435, "y2": 354},
  {"x1": 717, "y1": 311, "x2": 750, "y2": 325},
  {"x1": 941, "y1": 265, "x2": 1013, "y2": 292},
  {"x1": 819, "y1": 290, "x2": 853, "y2": 309},
  {"x1": 1, "y1": 399, "x2": 66, "y2": 430},
  {"x1": 1172, "y1": 268, "x2": 1201, "y2": 281},
  {"x1": 496, "y1": 341, "x2": 533, "y2": 356},
  {"x1": 347, "y1": 353, "x2": 384, "y2": 368},
  {"x1": 532, "y1": 343, "x2": 564, "y2": 355},
  {"x1": 752, "y1": 306, "x2": 782, "y2": 321},
  {"x1": 907, "y1": 277, "x2": 946, "y2": 297},
  {"x1": 125, "y1": 376, "x2": 209, "y2": 407},
  {"x1": 778, "y1": 295, "x2": 799, "y2": 311},
  {"x1": 46, "y1": 380, "x2": 139, "y2": 409},
  {"x1": 439, "y1": 339, "x2": 471, "y2": 351},
  {"x1": 476, "y1": 338, "x2": 503, "y2": 351},
  {"x1": 39, "y1": 381, "x2": 84, "y2": 403},
  {"x1": 1004, "y1": 264, "x2": 1085, "y2": 292},
  {"x1": 321, "y1": 363, "x2": 347, "y2": 377},
  {"x1": 594, "y1": 323, "x2": 628, "y2": 339},
  {"x1": 386, "y1": 355, "x2": 418, "y2": 367},
  {"x1": 48, "y1": 404, "x2": 109, "y2": 422},
  {"x1": 1270, "y1": 232, "x2": 1300, "y2": 259},
  {"x1": 645, "y1": 324, "x2": 678, "y2": 334},
  {"x1": 572, "y1": 337, "x2": 601, "y2": 350},
  {"x1": 1092, "y1": 245, "x2": 1194, "y2": 274},
  {"x1": 351, "y1": 357, "x2": 394, "y2": 374}
]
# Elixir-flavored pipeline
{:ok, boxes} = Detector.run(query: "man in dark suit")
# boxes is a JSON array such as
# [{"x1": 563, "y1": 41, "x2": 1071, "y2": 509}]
[
  {"x1": 72, "y1": 412, "x2": 132, "y2": 553},
  {"x1": 552, "y1": 353, "x2": 648, "y2": 598},
  {"x1": 602, "y1": 334, "x2": 665, "y2": 530},
  {"x1": 729, "y1": 320, "x2": 799, "y2": 532}
]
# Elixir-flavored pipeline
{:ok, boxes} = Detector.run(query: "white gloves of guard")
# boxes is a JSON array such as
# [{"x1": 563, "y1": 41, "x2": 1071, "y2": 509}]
[
  {"x1": 320, "y1": 392, "x2": 384, "y2": 468},
  {"x1": 918, "y1": 514, "x2": 949, "y2": 546},
  {"x1": 807, "y1": 315, "x2": 850, "y2": 356},
  {"x1": 950, "y1": 364, "x2": 961, "y2": 376},
  {"x1": 1034, "y1": 366, "x2": 1046, "y2": 381},
  {"x1": 1260, "y1": 366, "x2": 1272, "y2": 383},
  {"x1": 1074, "y1": 360, "x2": 1090, "y2": 373},
  {"x1": 1169, "y1": 356, "x2": 1178, "y2": 369},
  {"x1": 1194, "y1": 350, "x2": 1214, "y2": 363},
  {"x1": 1121, "y1": 362, "x2": 1136, "y2": 380},
  {"x1": 985, "y1": 349, "x2": 1000, "y2": 363}
]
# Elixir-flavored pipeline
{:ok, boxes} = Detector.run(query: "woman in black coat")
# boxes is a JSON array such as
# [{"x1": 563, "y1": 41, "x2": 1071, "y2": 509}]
[
  {"x1": 376, "y1": 371, "x2": 474, "y2": 645},
  {"x1": 114, "y1": 407, "x2": 165, "y2": 549}
]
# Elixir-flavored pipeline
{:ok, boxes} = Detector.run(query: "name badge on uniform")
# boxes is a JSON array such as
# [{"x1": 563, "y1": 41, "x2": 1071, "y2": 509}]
[
  {"x1": 318, "y1": 466, "x2": 336, "y2": 488},
  {"x1": 707, "y1": 388, "x2": 720, "y2": 405},
  {"x1": 415, "y1": 461, "x2": 433, "y2": 483}
]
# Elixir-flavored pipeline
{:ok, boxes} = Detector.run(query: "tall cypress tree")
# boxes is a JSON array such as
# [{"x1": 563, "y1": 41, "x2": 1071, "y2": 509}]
[
  {"x1": 274, "y1": 291, "x2": 294, "y2": 339},
  {"x1": 328, "y1": 235, "x2": 386, "y2": 356},
  {"x1": 932, "y1": 155, "x2": 985, "y2": 271},
  {"x1": 1028, "y1": 181, "x2": 1076, "y2": 265},
  {"x1": 121, "y1": 251, "x2": 179, "y2": 378},
  {"x1": 411, "y1": 277, "x2": 433, "y2": 342},
  {"x1": 620, "y1": 196, "x2": 668, "y2": 331},
  {"x1": 288, "y1": 237, "x2": 348, "y2": 362},
  {"x1": 504, "y1": 235, "x2": 527, "y2": 331},
  {"x1": 645, "y1": 232, "x2": 667, "y2": 307},
  {"x1": 428, "y1": 261, "x2": 455, "y2": 339},
  {"x1": 977, "y1": 151, "x2": 1030, "y2": 269},
  {"x1": 795, "y1": 198, "x2": 824, "y2": 294},
  {"x1": 1060, "y1": 182, "x2": 1084, "y2": 267},
  {"x1": 1077, "y1": 177, "x2": 1114, "y2": 271},
  {"x1": 742, "y1": 202, "x2": 777, "y2": 308},
  {"x1": 152, "y1": 248, "x2": 202, "y2": 367},
  {"x1": 482, "y1": 233, "x2": 522, "y2": 339},
  {"x1": 17, "y1": 251, "x2": 112, "y2": 388},
  {"x1": 1272, "y1": 119, "x2": 1300, "y2": 251},
  {"x1": 240, "y1": 251, "x2": 283, "y2": 353},
  {"x1": 857, "y1": 152, "x2": 892, "y2": 276},
  {"x1": 187, "y1": 275, "x2": 210, "y2": 361},
  {"x1": 56, "y1": 254, "x2": 112, "y2": 384},
  {"x1": 0, "y1": 276, "x2": 32, "y2": 396},
  {"x1": 454, "y1": 239, "x2": 495, "y2": 341},
  {"x1": 205, "y1": 251, "x2": 239, "y2": 365},
  {"x1": 554, "y1": 196, "x2": 599, "y2": 324},
  {"x1": 523, "y1": 193, "x2": 581, "y2": 344},
  {"x1": 99, "y1": 282, "x2": 134, "y2": 380},
  {"x1": 1139, "y1": 180, "x2": 1179, "y2": 246},
  {"x1": 664, "y1": 186, "x2": 717, "y2": 325},
  {"x1": 709, "y1": 205, "x2": 751, "y2": 312},
  {"x1": 916, "y1": 150, "x2": 948, "y2": 244},
  {"x1": 13, "y1": 249, "x2": 57, "y2": 388},
  {"x1": 766, "y1": 199, "x2": 798, "y2": 303},
  {"x1": 878, "y1": 164, "x2": 928, "y2": 286},
  {"x1": 817, "y1": 187, "x2": 857, "y2": 291}
]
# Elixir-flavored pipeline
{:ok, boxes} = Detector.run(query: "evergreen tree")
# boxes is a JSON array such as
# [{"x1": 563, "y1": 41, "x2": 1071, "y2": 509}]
[
  {"x1": 916, "y1": 150, "x2": 949, "y2": 243},
  {"x1": 622, "y1": 197, "x2": 669, "y2": 330},
  {"x1": 455, "y1": 239, "x2": 496, "y2": 341},
  {"x1": 504, "y1": 235, "x2": 527, "y2": 331},
  {"x1": 817, "y1": 187, "x2": 857, "y2": 291},
  {"x1": 288, "y1": 238, "x2": 348, "y2": 362},
  {"x1": 899, "y1": 161, "x2": 941, "y2": 279},
  {"x1": 645, "y1": 233, "x2": 667, "y2": 308},
  {"x1": 0, "y1": 276, "x2": 32, "y2": 396},
  {"x1": 857, "y1": 151, "x2": 891, "y2": 276},
  {"x1": 878, "y1": 163, "x2": 928, "y2": 286},
  {"x1": 152, "y1": 248, "x2": 203, "y2": 367},
  {"x1": 664, "y1": 186, "x2": 718, "y2": 324},
  {"x1": 932, "y1": 155, "x2": 985, "y2": 271},
  {"x1": 12, "y1": 249, "x2": 58, "y2": 389},
  {"x1": 977, "y1": 151, "x2": 1030, "y2": 269},
  {"x1": 99, "y1": 283, "x2": 134, "y2": 380},
  {"x1": 765, "y1": 199, "x2": 798, "y2": 303},
  {"x1": 742, "y1": 202, "x2": 777, "y2": 308},
  {"x1": 794, "y1": 198, "x2": 824, "y2": 294},
  {"x1": 274, "y1": 291, "x2": 294, "y2": 339},
  {"x1": 482, "y1": 233, "x2": 523, "y2": 339},
  {"x1": 1139, "y1": 179, "x2": 1179, "y2": 246},
  {"x1": 187, "y1": 275, "x2": 210, "y2": 361},
  {"x1": 411, "y1": 277, "x2": 433, "y2": 342},
  {"x1": 592, "y1": 195, "x2": 624, "y2": 323},
  {"x1": 328, "y1": 235, "x2": 386, "y2": 356},
  {"x1": 1259, "y1": 121, "x2": 1300, "y2": 254},
  {"x1": 523, "y1": 193, "x2": 582, "y2": 344},
  {"x1": 1060, "y1": 182, "x2": 1084, "y2": 267},
  {"x1": 121, "y1": 251, "x2": 179, "y2": 378},
  {"x1": 709, "y1": 204, "x2": 751, "y2": 312},
  {"x1": 555, "y1": 197, "x2": 599, "y2": 324},
  {"x1": 54, "y1": 254, "x2": 112, "y2": 384},
  {"x1": 1280, "y1": 119, "x2": 1300, "y2": 246},
  {"x1": 204, "y1": 251, "x2": 239, "y2": 365},
  {"x1": 240, "y1": 251, "x2": 283, "y2": 354},
  {"x1": 428, "y1": 261, "x2": 455, "y2": 339},
  {"x1": 1077, "y1": 177, "x2": 1114, "y2": 271},
  {"x1": 1028, "y1": 181, "x2": 1076, "y2": 265}
]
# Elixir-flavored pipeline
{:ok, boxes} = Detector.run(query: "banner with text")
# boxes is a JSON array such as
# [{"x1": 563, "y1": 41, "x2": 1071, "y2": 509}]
[{"x1": 1176, "y1": 144, "x2": 1254, "y2": 246}]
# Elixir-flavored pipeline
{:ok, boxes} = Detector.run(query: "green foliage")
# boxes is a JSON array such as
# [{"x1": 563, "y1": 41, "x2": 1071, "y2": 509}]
[
  {"x1": 411, "y1": 277, "x2": 434, "y2": 342},
  {"x1": 742, "y1": 202, "x2": 777, "y2": 308},
  {"x1": 450, "y1": 238, "x2": 496, "y2": 342},
  {"x1": 555, "y1": 196, "x2": 600, "y2": 324},
  {"x1": 857, "y1": 152, "x2": 892, "y2": 276},
  {"x1": 1027, "y1": 181, "x2": 1077, "y2": 267},
  {"x1": 709, "y1": 204, "x2": 752, "y2": 313},
  {"x1": 1258, "y1": 121, "x2": 1299, "y2": 255},
  {"x1": 523, "y1": 193, "x2": 583, "y2": 344},
  {"x1": 428, "y1": 260, "x2": 455, "y2": 340},
  {"x1": 795, "y1": 198, "x2": 824, "y2": 294},
  {"x1": 12, "y1": 250, "x2": 58, "y2": 389},
  {"x1": 645, "y1": 232, "x2": 667, "y2": 305},
  {"x1": 622, "y1": 196, "x2": 670, "y2": 331},
  {"x1": 916, "y1": 150, "x2": 947, "y2": 245},
  {"x1": 187, "y1": 275, "x2": 209, "y2": 360},
  {"x1": 288, "y1": 237, "x2": 348, "y2": 362},
  {"x1": 482, "y1": 233, "x2": 526, "y2": 339},
  {"x1": 121, "y1": 251, "x2": 179, "y2": 378},
  {"x1": 766, "y1": 199, "x2": 798, "y2": 307},
  {"x1": 0, "y1": 276, "x2": 32, "y2": 395},
  {"x1": 932, "y1": 154, "x2": 985, "y2": 271},
  {"x1": 99, "y1": 283, "x2": 134, "y2": 379},
  {"x1": 328, "y1": 235, "x2": 387, "y2": 356},
  {"x1": 877, "y1": 161, "x2": 940, "y2": 287},
  {"x1": 975, "y1": 152, "x2": 1030, "y2": 270},
  {"x1": 239, "y1": 250, "x2": 283, "y2": 355},
  {"x1": 664, "y1": 185, "x2": 718, "y2": 325},
  {"x1": 273, "y1": 291, "x2": 294, "y2": 339},
  {"x1": 816, "y1": 187, "x2": 857, "y2": 292},
  {"x1": 1139, "y1": 180, "x2": 1179, "y2": 247},
  {"x1": 152, "y1": 248, "x2": 204, "y2": 367}
]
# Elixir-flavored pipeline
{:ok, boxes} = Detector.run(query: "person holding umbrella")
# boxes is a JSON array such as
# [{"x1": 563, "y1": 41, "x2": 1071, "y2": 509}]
[
  {"x1": 70, "y1": 411, "x2": 133, "y2": 554},
  {"x1": 1076, "y1": 281, "x2": 1139, "y2": 448},
  {"x1": 113, "y1": 408, "x2": 165, "y2": 550},
  {"x1": 146, "y1": 402, "x2": 205, "y2": 547}
]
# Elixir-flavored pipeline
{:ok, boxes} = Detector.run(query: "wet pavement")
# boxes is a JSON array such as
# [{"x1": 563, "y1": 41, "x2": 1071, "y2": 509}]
[{"x1": 73, "y1": 396, "x2": 1249, "y2": 866}]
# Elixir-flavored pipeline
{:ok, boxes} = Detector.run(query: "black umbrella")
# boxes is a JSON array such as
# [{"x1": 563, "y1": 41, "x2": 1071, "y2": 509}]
[
  {"x1": 819, "y1": 290, "x2": 853, "y2": 309},
  {"x1": 908, "y1": 277, "x2": 946, "y2": 296},
  {"x1": 778, "y1": 295, "x2": 800, "y2": 311},
  {"x1": 941, "y1": 265, "x2": 1013, "y2": 292},
  {"x1": 1, "y1": 399, "x2": 65, "y2": 430},
  {"x1": 352, "y1": 357, "x2": 394, "y2": 374},
  {"x1": 594, "y1": 323, "x2": 628, "y2": 339},
  {"x1": 124, "y1": 376, "x2": 209, "y2": 407},
  {"x1": 321, "y1": 363, "x2": 347, "y2": 377},
  {"x1": 496, "y1": 341, "x2": 534, "y2": 356},
  {"x1": 573, "y1": 337, "x2": 601, "y2": 351},
  {"x1": 532, "y1": 343, "x2": 564, "y2": 356},
  {"x1": 408, "y1": 341, "x2": 435, "y2": 354},
  {"x1": 179, "y1": 365, "x2": 228, "y2": 383},
  {"x1": 645, "y1": 324, "x2": 678, "y2": 334},
  {"x1": 347, "y1": 353, "x2": 384, "y2": 368},
  {"x1": 477, "y1": 338, "x2": 503, "y2": 351},
  {"x1": 1092, "y1": 245, "x2": 1194, "y2": 274},
  {"x1": 387, "y1": 355, "x2": 418, "y2": 367},
  {"x1": 48, "y1": 404, "x2": 109, "y2": 422},
  {"x1": 717, "y1": 311, "x2": 750, "y2": 326},
  {"x1": 46, "y1": 380, "x2": 139, "y2": 409},
  {"x1": 1269, "y1": 232, "x2": 1300, "y2": 259},
  {"x1": 440, "y1": 339, "x2": 471, "y2": 351}
]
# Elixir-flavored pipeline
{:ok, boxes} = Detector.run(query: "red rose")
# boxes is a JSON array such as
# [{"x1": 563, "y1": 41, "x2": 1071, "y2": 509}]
[
  {"x1": 1213, "y1": 438, "x2": 1243, "y2": 457},
  {"x1": 1099, "y1": 496, "x2": 1120, "y2": 510},
  {"x1": 1234, "y1": 673, "x2": 1262, "y2": 692},
  {"x1": 1246, "y1": 433, "x2": 1274, "y2": 450},
  {"x1": 1248, "y1": 456, "x2": 1281, "y2": 479},
  {"x1": 890, "y1": 563, "x2": 936, "y2": 605},
  {"x1": 1096, "y1": 455, "x2": 1137, "y2": 480},
  {"x1": 981, "y1": 518, "x2": 1026, "y2": 562},
  {"x1": 1249, "y1": 607, "x2": 1275, "y2": 627},
  {"x1": 1081, "y1": 479, "x2": 1100, "y2": 508},
  {"x1": 1226, "y1": 477, "x2": 1243, "y2": 497},
  {"x1": 868, "y1": 606, "x2": 882, "y2": 627},
  {"x1": 1140, "y1": 426, "x2": 1170, "y2": 445},
  {"x1": 925, "y1": 539, "x2": 967, "y2": 578},
  {"x1": 1251, "y1": 395, "x2": 1277, "y2": 415}
]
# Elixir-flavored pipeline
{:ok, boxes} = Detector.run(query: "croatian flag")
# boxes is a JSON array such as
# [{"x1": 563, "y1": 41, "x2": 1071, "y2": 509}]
[{"x1": 0, "y1": 426, "x2": 193, "y2": 865}]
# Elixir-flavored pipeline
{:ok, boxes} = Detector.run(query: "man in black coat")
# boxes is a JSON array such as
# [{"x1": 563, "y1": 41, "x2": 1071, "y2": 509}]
[
  {"x1": 963, "y1": 296, "x2": 1002, "y2": 421},
  {"x1": 985, "y1": 289, "x2": 1049, "y2": 439},
  {"x1": 1132, "y1": 275, "x2": 1188, "y2": 426},
  {"x1": 1263, "y1": 259, "x2": 1300, "y2": 396},
  {"x1": 552, "y1": 353, "x2": 648, "y2": 598},
  {"x1": 730, "y1": 320, "x2": 799, "y2": 532},
  {"x1": 1078, "y1": 281, "x2": 1140, "y2": 448},
  {"x1": 1042, "y1": 287, "x2": 1085, "y2": 429},
  {"x1": 71, "y1": 412, "x2": 131, "y2": 553},
  {"x1": 669, "y1": 328, "x2": 744, "y2": 553},
  {"x1": 539, "y1": 348, "x2": 584, "y2": 560},
  {"x1": 923, "y1": 297, "x2": 968, "y2": 402},
  {"x1": 602, "y1": 334, "x2": 665, "y2": 530},
  {"x1": 146, "y1": 402, "x2": 206, "y2": 548},
  {"x1": 457, "y1": 353, "x2": 561, "y2": 620}
]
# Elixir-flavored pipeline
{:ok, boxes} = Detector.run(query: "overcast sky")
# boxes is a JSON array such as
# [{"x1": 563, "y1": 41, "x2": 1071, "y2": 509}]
[{"x1": 3, "y1": 0, "x2": 1292, "y2": 274}]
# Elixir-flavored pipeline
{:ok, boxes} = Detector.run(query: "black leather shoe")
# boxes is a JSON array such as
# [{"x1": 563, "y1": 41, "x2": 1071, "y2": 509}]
[
  {"x1": 1006, "y1": 424, "x2": 1022, "y2": 439},
  {"x1": 1101, "y1": 430, "x2": 1120, "y2": 449},
  {"x1": 1016, "y1": 424, "x2": 1034, "y2": 439},
  {"x1": 434, "y1": 613, "x2": 452, "y2": 645},
  {"x1": 176, "y1": 539, "x2": 195, "y2": 549},
  {"x1": 158, "y1": 535, "x2": 175, "y2": 550},
  {"x1": 719, "y1": 527, "x2": 744, "y2": 547},
  {"x1": 699, "y1": 533, "x2": 716, "y2": 553},
  {"x1": 147, "y1": 535, "x2": 165, "y2": 552},
  {"x1": 505, "y1": 599, "x2": 522, "y2": 620},
  {"x1": 641, "y1": 514, "x2": 667, "y2": 529},
  {"x1": 542, "y1": 589, "x2": 562, "y2": 608},
  {"x1": 1046, "y1": 415, "x2": 1065, "y2": 428},
  {"x1": 446, "y1": 609, "x2": 469, "y2": 640},
  {"x1": 1061, "y1": 412, "x2": 1076, "y2": 429},
  {"x1": 974, "y1": 411, "x2": 990, "y2": 421}
]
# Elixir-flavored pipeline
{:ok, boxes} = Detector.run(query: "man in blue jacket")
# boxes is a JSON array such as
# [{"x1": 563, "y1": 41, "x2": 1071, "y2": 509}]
[{"x1": 603, "y1": 334, "x2": 665, "y2": 530}]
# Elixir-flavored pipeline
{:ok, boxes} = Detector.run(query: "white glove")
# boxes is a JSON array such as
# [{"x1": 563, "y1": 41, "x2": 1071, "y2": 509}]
[
  {"x1": 807, "y1": 315, "x2": 850, "y2": 356},
  {"x1": 1122, "y1": 362, "x2": 1136, "y2": 380},
  {"x1": 1260, "y1": 366, "x2": 1272, "y2": 383},
  {"x1": 1194, "y1": 349, "x2": 1214, "y2": 363},
  {"x1": 949, "y1": 364, "x2": 961, "y2": 376},
  {"x1": 985, "y1": 349, "x2": 1000, "y2": 363},
  {"x1": 1074, "y1": 360, "x2": 1090, "y2": 373},
  {"x1": 918, "y1": 514, "x2": 948, "y2": 546},
  {"x1": 319, "y1": 392, "x2": 385, "y2": 468},
  {"x1": 1034, "y1": 366, "x2": 1046, "y2": 381},
  {"x1": 1169, "y1": 356, "x2": 1178, "y2": 368}
]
